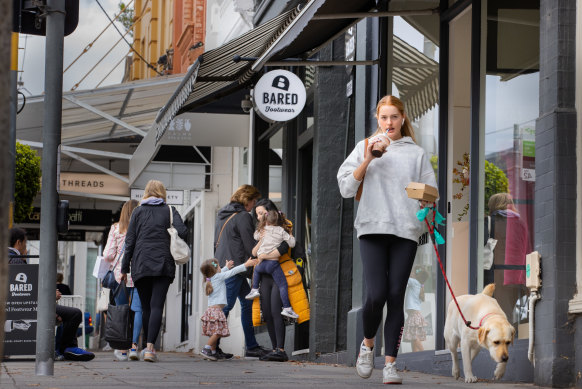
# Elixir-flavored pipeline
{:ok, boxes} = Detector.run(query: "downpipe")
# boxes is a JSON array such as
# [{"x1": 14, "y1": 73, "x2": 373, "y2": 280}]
[{"x1": 528, "y1": 290, "x2": 541, "y2": 365}]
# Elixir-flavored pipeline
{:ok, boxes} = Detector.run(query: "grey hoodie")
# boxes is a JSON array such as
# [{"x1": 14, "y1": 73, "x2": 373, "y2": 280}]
[{"x1": 337, "y1": 136, "x2": 437, "y2": 242}]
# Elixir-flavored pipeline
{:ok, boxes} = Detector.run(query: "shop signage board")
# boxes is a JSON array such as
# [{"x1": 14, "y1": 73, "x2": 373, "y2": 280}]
[
  {"x1": 59, "y1": 172, "x2": 129, "y2": 196},
  {"x1": 3, "y1": 264, "x2": 39, "y2": 356},
  {"x1": 520, "y1": 124, "x2": 535, "y2": 182},
  {"x1": 253, "y1": 69, "x2": 306, "y2": 122},
  {"x1": 24, "y1": 208, "x2": 113, "y2": 227},
  {"x1": 130, "y1": 189, "x2": 184, "y2": 205}
]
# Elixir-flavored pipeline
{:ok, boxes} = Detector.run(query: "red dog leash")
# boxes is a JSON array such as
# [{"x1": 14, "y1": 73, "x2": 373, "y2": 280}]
[{"x1": 423, "y1": 203, "x2": 480, "y2": 330}]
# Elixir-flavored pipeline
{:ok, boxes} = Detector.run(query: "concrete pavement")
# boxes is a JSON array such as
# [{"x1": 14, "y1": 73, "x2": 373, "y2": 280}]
[{"x1": 1, "y1": 352, "x2": 543, "y2": 388}]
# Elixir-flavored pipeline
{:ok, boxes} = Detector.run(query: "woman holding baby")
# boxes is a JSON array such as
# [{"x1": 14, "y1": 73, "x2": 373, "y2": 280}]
[{"x1": 337, "y1": 95, "x2": 437, "y2": 384}]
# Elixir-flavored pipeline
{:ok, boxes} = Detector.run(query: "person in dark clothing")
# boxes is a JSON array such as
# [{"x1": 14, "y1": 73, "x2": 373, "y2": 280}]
[
  {"x1": 214, "y1": 184, "x2": 270, "y2": 359},
  {"x1": 254, "y1": 199, "x2": 291, "y2": 362},
  {"x1": 56, "y1": 272, "x2": 72, "y2": 295},
  {"x1": 8, "y1": 227, "x2": 28, "y2": 264},
  {"x1": 121, "y1": 179, "x2": 188, "y2": 363}
]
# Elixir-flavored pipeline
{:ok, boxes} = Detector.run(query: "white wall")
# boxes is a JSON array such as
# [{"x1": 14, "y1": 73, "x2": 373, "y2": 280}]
[{"x1": 206, "y1": 0, "x2": 253, "y2": 51}]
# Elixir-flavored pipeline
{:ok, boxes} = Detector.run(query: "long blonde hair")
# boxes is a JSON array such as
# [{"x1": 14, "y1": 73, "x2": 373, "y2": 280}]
[
  {"x1": 200, "y1": 258, "x2": 220, "y2": 296},
  {"x1": 144, "y1": 179, "x2": 167, "y2": 202},
  {"x1": 373, "y1": 95, "x2": 416, "y2": 143},
  {"x1": 118, "y1": 199, "x2": 139, "y2": 234}
]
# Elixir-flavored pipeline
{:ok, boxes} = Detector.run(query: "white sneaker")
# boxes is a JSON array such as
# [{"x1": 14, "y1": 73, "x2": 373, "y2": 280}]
[
  {"x1": 383, "y1": 361, "x2": 403, "y2": 384},
  {"x1": 114, "y1": 349, "x2": 128, "y2": 361},
  {"x1": 356, "y1": 341, "x2": 374, "y2": 379},
  {"x1": 245, "y1": 288, "x2": 260, "y2": 300},
  {"x1": 281, "y1": 307, "x2": 299, "y2": 319},
  {"x1": 129, "y1": 347, "x2": 139, "y2": 361}
]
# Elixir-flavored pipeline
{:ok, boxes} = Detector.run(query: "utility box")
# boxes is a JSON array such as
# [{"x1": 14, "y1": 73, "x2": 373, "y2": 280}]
[
  {"x1": 405, "y1": 182, "x2": 439, "y2": 202},
  {"x1": 526, "y1": 251, "x2": 541, "y2": 290}
]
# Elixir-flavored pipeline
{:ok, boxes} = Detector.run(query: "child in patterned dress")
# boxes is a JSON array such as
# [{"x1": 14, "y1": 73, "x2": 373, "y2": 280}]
[{"x1": 199, "y1": 257, "x2": 257, "y2": 360}]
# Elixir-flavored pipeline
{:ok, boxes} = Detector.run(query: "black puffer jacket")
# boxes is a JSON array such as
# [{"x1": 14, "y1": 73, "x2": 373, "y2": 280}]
[
  {"x1": 122, "y1": 203, "x2": 188, "y2": 282},
  {"x1": 214, "y1": 202, "x2": 255, "y2": 267}
]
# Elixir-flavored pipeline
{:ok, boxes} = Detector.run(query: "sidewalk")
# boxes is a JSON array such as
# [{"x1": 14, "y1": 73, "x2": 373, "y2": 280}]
[{"x1": 1, "y1": 352, "x2": 543, "y2": 389}]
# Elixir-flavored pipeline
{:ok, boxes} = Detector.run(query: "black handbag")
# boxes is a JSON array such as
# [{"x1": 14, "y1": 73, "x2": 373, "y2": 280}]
[
  {"x1": 101, "y1": 244, "x2": 125, "y2": 290},
  {"x1": 104, "y1": 284, "x2": 134, "y2": 350}
]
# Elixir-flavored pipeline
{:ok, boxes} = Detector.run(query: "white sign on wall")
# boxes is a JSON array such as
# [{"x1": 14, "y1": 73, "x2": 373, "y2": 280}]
[
  {"x1": 130, "y1": 189, "x2": 184, "y2": 205},
  {"x1": 252, "y1": 69, "x2": 306, "y2": 122}
]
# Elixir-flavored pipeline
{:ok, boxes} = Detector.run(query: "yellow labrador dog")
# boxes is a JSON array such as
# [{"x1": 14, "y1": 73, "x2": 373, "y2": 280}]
[{"x1": 444, "y1": 284, "x2": 515, "y2": 383}]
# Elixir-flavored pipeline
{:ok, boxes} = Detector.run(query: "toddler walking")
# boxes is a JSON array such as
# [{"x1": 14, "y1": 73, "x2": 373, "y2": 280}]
[
  {"x1": 245, "y1": 210, "x2": 299, "y2": 319},
  {"x1": 199, "y1": 257, "x2": 257, "y2": 361}
]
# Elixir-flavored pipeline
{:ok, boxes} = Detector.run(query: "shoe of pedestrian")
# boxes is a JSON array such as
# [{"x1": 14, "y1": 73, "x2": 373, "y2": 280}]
[
  {"x1": 245, "y1": 345, "x2": 270, "y2": 359},
  {"x1": 143, "y1": 350, "x2": 157, "y2": 363},
  {"x1": 55, "y1": 351, "x2": 65, "y2": 361},
  {"x1": 139, "y1": 349, "x2": 147, "y2": 360},
  {"x1": 114, "y1": 349, "x2": 128, "y2": 361},
  {"x1": 129, "y1": 347, "x2": 139, "y2": 361},
  {"x1": 200, "y1": 347, "x2": 217, "y2": 361},
  {"x1": 281, "y1": 307, "x2": 299, "y2": 319},
  {"x1": 356, "y1": 341, "x2": 374, "y2": 379},
  {"x1": 383, "y1": 361, "x2": 403, "y2": 384},
  {"x1": 259, "y1": 349, "x2": 288, "y2": 362},
  {"x1": 63, "y1": 347, "x2": 95, "y2": 362},
  {"x1": 245, "y1": 288, "x2": 260, "y2": 300},
  {"x1": 215, "y1": 347, "x2": 233, "y2": 360}
]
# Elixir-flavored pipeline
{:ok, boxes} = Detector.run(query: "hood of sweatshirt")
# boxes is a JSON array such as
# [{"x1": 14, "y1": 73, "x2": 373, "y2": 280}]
[{"x1": 217, "y1": 202, "x2": 247, "y2": 222}]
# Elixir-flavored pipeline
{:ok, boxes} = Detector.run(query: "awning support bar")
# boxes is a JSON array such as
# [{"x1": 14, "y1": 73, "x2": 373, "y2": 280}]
[
  {"x1": 312, "y1": 9, "x2": 439, "y2": 20},
  {"x1": 235, "y1": 55, "x2": 379, "y2": 67},
  {"x1": 61, "y1": 150, "x2": 130, "y2": 184}
]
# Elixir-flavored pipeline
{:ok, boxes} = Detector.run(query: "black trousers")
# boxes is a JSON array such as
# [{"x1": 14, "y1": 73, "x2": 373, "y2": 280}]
[
  {"x1": 259, "y1": 274, "x2": 285, "y2": 350},
  {"x1": 55, "y1": 304, "x2": 82, "y2": 353},
  {"x1": 135, "y1": 276, "x2": 172, "y2": 345},
  {"x1": 359, "y1": 234, "x2": 417, "y2": 357}
]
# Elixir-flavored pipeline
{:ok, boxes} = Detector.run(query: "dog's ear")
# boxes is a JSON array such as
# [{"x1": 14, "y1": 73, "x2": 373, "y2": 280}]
[
  {"x1": 478, "y1": 327, "x2": 489, "y2": 345},
  {"x1": 511, "y1": 327, "x2": 516, "y2": 345}
]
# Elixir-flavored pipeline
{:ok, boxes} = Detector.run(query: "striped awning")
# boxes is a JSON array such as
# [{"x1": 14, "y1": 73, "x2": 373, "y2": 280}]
[
  {"x1": 153, "y1": 8, "x2": 302, "y2": 142},
  {"x1": 392, "y1": 36, "x2": 439, "y2": 121}
]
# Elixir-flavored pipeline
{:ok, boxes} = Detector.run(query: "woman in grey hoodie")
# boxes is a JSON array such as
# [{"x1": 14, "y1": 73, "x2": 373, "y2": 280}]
[{"x1": 337, "y1": 95, "x2": 437, "y2": 384}]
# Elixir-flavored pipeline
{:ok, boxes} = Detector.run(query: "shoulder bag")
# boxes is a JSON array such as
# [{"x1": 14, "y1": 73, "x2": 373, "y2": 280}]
[
  {"x1": 101, "y1": 244, "x2": 124, "y2": 290},
  {"x1": 355, "y1": 138, "x2": 369, "y2": 201},
  {"x1": 168, "y1": 205, "x2": 191, "y2": 265}
]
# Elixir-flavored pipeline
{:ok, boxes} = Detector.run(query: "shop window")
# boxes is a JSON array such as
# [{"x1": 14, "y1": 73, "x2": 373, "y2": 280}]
[
  {"x1": 483, "y1": 0, "x2": 539, "y2": 340},
  {"x1": 391, "y1": 15, "x2": 440, "y2": 355}
]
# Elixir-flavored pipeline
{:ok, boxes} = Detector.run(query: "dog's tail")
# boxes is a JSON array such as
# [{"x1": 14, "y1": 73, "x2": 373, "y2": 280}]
[{"x1": 482, "y1": 283, "x2": 495, "y2": 297}]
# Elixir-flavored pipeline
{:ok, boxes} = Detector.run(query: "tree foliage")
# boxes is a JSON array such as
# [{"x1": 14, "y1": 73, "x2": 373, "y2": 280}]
[
  {"x1": 14, "y1": 143, "x2": 41, "y2": 223},
  {"x1": 484, "y1": 159, "x2": 509, "y2": 214},
  {"x1": 118, "y1": 2, "x2": 134, "y2": 38}
]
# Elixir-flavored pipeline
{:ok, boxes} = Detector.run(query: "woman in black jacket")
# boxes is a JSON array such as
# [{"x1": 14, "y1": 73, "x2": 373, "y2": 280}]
[{"x1": 121, "y1": 179, "x2": 187, "y2": 362}]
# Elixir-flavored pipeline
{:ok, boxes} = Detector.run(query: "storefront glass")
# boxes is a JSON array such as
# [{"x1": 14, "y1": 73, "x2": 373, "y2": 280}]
[
  {"x1": 391, "y1": 15, "x2": 440, "y2": 354},
  {"x1": 482, "y1": 0, "x2": 539, "y2": 340}
]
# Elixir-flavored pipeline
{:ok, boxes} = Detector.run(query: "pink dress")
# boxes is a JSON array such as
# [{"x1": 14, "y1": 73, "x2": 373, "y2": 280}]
[{"x1": 103, "y1": 223, "x2": 134, "y2": 287}]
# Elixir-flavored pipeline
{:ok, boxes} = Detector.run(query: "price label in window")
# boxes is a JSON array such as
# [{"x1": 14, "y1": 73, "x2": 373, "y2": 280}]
[{"x1": 521, "y1": 168, "x2": 535, "y2": 182}]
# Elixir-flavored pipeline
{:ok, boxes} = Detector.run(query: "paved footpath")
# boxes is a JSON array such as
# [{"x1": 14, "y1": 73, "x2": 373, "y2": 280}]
[{"x1": 1, "y1": 352, "x2": 543, "y2": 389}]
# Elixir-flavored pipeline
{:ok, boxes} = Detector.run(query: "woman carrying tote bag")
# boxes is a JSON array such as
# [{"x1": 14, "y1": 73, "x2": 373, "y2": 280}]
[{"x1": 121, "y1": 180, "x2": 187, "y2": 362}]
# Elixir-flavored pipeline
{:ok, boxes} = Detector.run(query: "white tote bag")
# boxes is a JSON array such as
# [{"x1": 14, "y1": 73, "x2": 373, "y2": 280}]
[
  {"x1": 97, "y1": 287, "x2": 110, "y2": 312},
  {"x1": 483, "y1": 216, "x2": 497, "y2": 270},
  {"x1": 168, "y1": 205, "x2": 190, "y2": 265}
]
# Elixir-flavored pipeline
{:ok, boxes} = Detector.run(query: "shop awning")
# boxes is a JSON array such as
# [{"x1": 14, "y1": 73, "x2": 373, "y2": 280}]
[{"x1": 392, "y1": 36, "x2": 439, "y2": 121}]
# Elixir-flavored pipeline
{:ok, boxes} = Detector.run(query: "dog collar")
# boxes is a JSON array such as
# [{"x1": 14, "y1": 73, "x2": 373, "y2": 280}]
[{"x1": 478, "y1": 313, "x2": 497, "y2": 327}]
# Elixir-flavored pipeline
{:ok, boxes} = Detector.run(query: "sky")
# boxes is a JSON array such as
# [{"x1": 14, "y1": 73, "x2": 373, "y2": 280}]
[{"x1": 17, "y1": 0, "x2": 131, "y2": 96}]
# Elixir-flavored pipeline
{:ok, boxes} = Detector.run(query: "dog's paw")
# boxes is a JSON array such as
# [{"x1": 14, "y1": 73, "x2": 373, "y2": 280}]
[
  {"x1": 464, "y1": 375, "x2": 478, "y2": 383},
  {"x1": 494, "y1": 363, "x2": 507, "y2": 380},
  {"x1": 452, "y1": 366, "x2": 460, "y2": 379}
]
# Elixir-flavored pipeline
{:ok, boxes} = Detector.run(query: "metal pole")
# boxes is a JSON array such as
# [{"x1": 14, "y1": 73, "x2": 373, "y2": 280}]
[
  {"x1": 35, "y1": 0, "x2": 65, "y2": 376},
  {"x1": 9, "y1": 32, "x2": 18, "y2": 228}
]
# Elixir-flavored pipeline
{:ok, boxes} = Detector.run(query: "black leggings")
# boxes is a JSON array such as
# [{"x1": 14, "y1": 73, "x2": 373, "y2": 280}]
[
  {"x1": 259, "y1": 274, "x2": 285, "y2": 350},
  {"x1": 360, "y1": 234, "x2": 417, "y2": 357},
  {"x1": 135, "y1": 276, "x2": 172, "y2": 345}
]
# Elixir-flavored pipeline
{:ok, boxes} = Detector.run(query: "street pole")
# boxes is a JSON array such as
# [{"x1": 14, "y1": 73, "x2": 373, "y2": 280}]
[
  {"x1": 35, "y1": 0, "x2": 65, "y2": 376},
  {"x1": 0, "y1": 0, "x2": 15, "y2": 362},
  {"x1": 9, "y1": 32, "x2": 17, "y2": 228}
]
